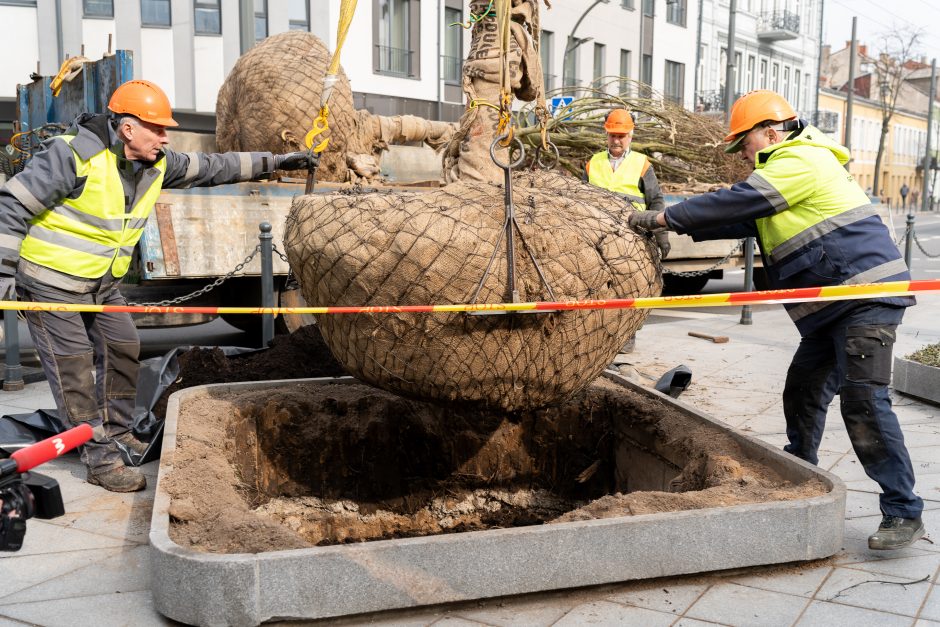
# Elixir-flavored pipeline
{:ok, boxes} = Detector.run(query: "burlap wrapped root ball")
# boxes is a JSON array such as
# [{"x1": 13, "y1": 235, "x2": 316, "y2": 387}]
[
  {"x1": 215, "y1": 30, "x2": 367, "y2": 182},
  {"x1": 284, "y1": 171, "x2": 662, "y2": 412}
]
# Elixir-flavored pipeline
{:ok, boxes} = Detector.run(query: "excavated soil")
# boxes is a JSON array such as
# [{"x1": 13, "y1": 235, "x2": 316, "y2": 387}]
[{"x1": 164, "y1": 377, "x2": 827, "y2": 554}]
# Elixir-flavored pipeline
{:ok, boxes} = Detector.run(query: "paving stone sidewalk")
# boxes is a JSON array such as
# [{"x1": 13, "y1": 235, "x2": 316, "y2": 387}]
[{"x1": 0, "y1": 296, "x2": 938, "y2": 626}]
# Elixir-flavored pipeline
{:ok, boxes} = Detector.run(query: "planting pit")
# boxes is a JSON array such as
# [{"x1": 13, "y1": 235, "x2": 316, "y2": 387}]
[{"x1": 151, "y1": 374, "x2": 845, "y2": 626}]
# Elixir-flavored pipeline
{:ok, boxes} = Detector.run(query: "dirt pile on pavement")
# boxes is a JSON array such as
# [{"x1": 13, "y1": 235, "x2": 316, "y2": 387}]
[{"x1": 164, "y1": 378, "x2": 826, "y2": 554}]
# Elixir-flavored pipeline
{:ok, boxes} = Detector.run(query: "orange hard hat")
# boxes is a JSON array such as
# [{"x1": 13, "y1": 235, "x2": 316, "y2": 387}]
[
  {"x1": 108, "y1": 80, "x2": 178, "y2": 127},
  {"x1": 604, "y1": 109, "x2": 634, "y2": 134},
  {"x1": 724, "y1": 90, "x2": 796, "y2": 146}
]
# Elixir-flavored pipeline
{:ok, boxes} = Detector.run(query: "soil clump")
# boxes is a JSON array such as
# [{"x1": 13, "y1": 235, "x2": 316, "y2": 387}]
[{"x1": 163, "y1": 377, "x2": 827, "y2": 554}]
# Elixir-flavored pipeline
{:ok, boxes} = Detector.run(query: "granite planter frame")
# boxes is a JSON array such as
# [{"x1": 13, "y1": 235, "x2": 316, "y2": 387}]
[
  {"x1": 149, "y1": 373, "x2": 845, "y2": 627},
  {"x1": 894, "y1": 356, "x2": 940, "y2": 405}
]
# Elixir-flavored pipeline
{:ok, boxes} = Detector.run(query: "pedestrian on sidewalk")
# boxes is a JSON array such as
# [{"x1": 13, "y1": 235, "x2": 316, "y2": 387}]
[
  {"x1": 585, "y1": 108, "x2": 667, "y2": 353},
  {"x1": 911, "y1": 189, "x2": 919, "y2": 211},
  {"x1": 0, "y1": 80, "x2": 315, "y2": 492},
  {"x1": 629, "y1": 90, "x2": 925, "y2": 550},
  {"x1": 900, "y1": 182, "x2": 910, "y2": 210}
]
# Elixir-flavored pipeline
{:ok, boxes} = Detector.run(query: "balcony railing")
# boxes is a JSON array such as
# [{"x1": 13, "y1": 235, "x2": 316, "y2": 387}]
[
  {"x1": 694, "y1": 89, "x2": 740, "y2": 113},
  {"x1": 442, "y1": 55, "x2": 462, "y2": 83},
  {"x1": 757, "y1": 10, "x2": 800, "y2": 41},
  {"x1": 376, "y1": 44, "x2": 414, "y2": 77},
  {"x1": 813, "y1": 111, "x2": 840, "y2": 133}
]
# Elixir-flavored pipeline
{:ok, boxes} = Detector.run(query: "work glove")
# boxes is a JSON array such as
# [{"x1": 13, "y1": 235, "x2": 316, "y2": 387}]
[
  {"x1": 627, "y1": 210, "x2": 666, "y2": 233},
  {"x1": 274, "y1": 150, "x2": 318, "y2": 171},
  {"x1": 653, "y1": 229, "x2": 671, "y2": 260},
  {"x1": 0, "y1": 275, "x2": 15, "y2": 300}
]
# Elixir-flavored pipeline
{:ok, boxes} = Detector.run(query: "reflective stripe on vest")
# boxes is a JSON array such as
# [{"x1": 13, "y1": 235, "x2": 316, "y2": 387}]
[
  {"x1": 19, "y1": 135, "x2": 165, "y2": 279},
  {"x1": 587, "y1": 151, "x2": 648, "y2": 210}
]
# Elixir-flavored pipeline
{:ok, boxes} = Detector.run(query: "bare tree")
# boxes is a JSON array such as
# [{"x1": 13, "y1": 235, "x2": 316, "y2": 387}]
[{"x1": 870, "y1": 27, "x2": 923, "y2": 197}]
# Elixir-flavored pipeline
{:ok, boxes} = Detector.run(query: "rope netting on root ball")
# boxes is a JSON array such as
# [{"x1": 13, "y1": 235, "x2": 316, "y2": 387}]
[
  {"x1": 513, "y1": 79, "x2": 753, "y2": 188},
  {"x1": 283, "y1": 170, "x2": 662, "y2": 413}
]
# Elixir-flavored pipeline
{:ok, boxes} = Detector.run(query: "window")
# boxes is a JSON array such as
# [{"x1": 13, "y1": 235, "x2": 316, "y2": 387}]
[
  {"x1": 640, "y1": 54, "x2": 652, "y2": 97},
  {"x1": 194, "y1": 0, "x2": 221, "y2": 35},
  {"x1": 759, "y1": 58, "x2": 767, "y2": 88},
  {"x1": 563, "y1": 36, "x2": 580, "y2": 87},
  {"x1": 83, "y1": 0, "x2": 112, "y2": 17},
  {"x1": 619, "y1": 49, "x2": 632, "y2": 95},
  {"x1": 593, "y1": 43, "x2": 606, "y2": 85},
  {"x1": 621, "y1": 0, "x2": 634, "y2": 8},
  {"x1": 664, "y1": 60, "x2": 685, "y2": 106},
  {"x1": 666, "y1": 0, "x2": 686, "y2": 26},
  {"x1": 375, "y1": 0, "x2": 418, "y2": 77},
  {"x1": 771, "y1": 62, "x2": 779, "y2": 92},
  {"x1": 782, "y1": 65, "x2": 790, "y2": 101},
  {"x1": 254, "y1": 0, "x2": 267, "y2": 42},
  {"x1": 289, "y1": 0, "x2": 309, "y2": 31},
  {"x1": 735, "y1": 51, "x2": 742, "y2": 92},
  {"x1": 541, "y1": 30, "x2": 554, "y2": 91},
  {"x1": 141, "y1": 0, "x2": 170, "y2": 26},
  {"x1": 642, "y1": 0, "x2": 654, "y2": 16},
  {"x1": 793, "y1": 69, "x2": 801, "y2": 109},
  {"x1": 746, "y1": 55, "x2": 755, "y2": 91},
  {"x1": 443, "y1": 6, "x2": 463, "y2": 83},
  {"x1": 0, "y1": 1, "x2": 37, "y2": 5}
]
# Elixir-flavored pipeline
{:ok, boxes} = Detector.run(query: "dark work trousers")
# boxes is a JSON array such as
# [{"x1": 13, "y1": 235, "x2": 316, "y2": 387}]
[
  {"x1": 783, "y1": 303, "x2": 923, "y2": 519},
  {"x1": 18, "y1": 280, "x2": 140, "y2": 473}
]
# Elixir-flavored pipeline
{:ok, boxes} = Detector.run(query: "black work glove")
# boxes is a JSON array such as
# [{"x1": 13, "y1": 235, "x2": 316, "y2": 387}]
[
  {"x1": 627, "y1": 210, "x2": 665, "y2": 233},
  {"x1": 274, "y1": 150, "x2": 317, "y2": 171},
  {"x1": 0, "y1": 275, "x2": 14, "y2": 300},
  {"x1": 653, "y1": 229, "x2": 671, "y2": 259}
]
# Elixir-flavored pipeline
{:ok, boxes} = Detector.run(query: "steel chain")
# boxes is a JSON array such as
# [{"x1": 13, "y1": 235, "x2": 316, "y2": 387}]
[
  {"x1": 662, "y1": 239, "x2": 745, "y2": 277},
  {"x1": 271, "y1": 244, "x2": 290, "y2": 263},
  {"x1": 913, "y1": 229, "x2": 940, "y2": 259},
  {"x1": 128, "y1": 245, "x2": 261, "y2": 307}
]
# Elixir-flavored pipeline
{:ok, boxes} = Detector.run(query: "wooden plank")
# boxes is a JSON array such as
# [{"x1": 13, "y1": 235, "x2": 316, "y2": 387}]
[{"x1": 153, "y1": 203, "x2": 180, "y2": 276}]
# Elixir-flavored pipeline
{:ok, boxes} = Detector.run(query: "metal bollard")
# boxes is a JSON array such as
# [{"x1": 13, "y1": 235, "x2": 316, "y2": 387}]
[
  {"x1": 904, "y1": 212, "x2": 915, "y2": 270},
  {"x1": 3, "y1": 308, "x2": 24, "y2": 391},
  {"x1": 259, "y1": 222, "x2": 275, "y2": 347},
  {"x1": 739, "y1": 236, "x2": 754, "y2": 325}
]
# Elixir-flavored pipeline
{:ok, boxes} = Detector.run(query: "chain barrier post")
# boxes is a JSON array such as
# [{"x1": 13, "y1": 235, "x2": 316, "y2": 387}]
[
  {"x1": 3, "y1": 308, "x2": 24, "y2": 391},
  {"x1": 739, "y1": 236, "x2": 754, "y2": 325},
  {"x1": 904, "y1": 212, "x2": 915, "y2": 270},
  {"x1": 259, "y1": 222, "x2": 275, "y2": 347}
]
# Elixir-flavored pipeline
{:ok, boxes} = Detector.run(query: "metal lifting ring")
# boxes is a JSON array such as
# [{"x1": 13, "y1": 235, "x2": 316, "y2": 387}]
[
  {"x1": 489, "y1": 133, "x2": 526, "y2": 170},
  {"x1": 533, "y1": 140, "x2": 560, "y2": 170}
]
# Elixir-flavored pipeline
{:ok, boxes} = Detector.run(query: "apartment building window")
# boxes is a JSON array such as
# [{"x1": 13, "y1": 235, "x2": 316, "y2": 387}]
[
  {"x1": 0, "y1": 1, "x2": 37, "y2": 5},
  {"x1": 666, "y1": 0, "x2": 686, "y2": 26},
  {"x1": 771, "y1": 62, "x2": 779, "y2": 92},
  {"x1": 640, "y1": 54, "x2": 652, "y2": 96},
  {"x1": 664, "y1": 60, "x2": 685, "y2": 106},
  {"x1": 254, "y1": 0, "x2": 267, "y2": 41},
  {"x1": 443, "y1": 6, "x2": 463, "y2": 83},
  {"x1": 541, "y1": 30, "x2": 555, "y2": 91},
  {"x1": 593, "y1": 43, "x2": 606, "y2": 85},
  {"x1": 746, "y1": 55, "x2": 755, "y2": 91},
  {"x1": 564, "y1": 36, "x2": 579, "y2": 87},
  {"x1": 619, "y1": 49, "x2": 632, "y2": 95},
  {"x1": 759, "y1": 58, "x2": 767, "y2": 88},
  {"x1": 83, "y1": 0, "x2": 112, "y2": 17},
  {"x1": 793, "y1": 69, "x2": 801, "y2": 109},
  {"x1": 642, "y1": 0, "x2": 654, "y2": 16},
  {"x1": 141, "y1": 0, "x2": 171, "y2": 27},
  {"x1": 289, "y1": 0, "x2": 309, "y2": 31},
  {"x1": 375, "y1": 0, "x2": 418, "y2": 78},
  {"x1": 782, "y1": 65, "x2": 790, "y2": 101},
  {"x1": 194, "y1": 0, "x2": 221, "y2": 35},
  {"x1": 735, "y1": 51, "x2": 742, "y2": 92},
  {"x1": 621, "y1": 0, "x2": 634, "y2": 8}
]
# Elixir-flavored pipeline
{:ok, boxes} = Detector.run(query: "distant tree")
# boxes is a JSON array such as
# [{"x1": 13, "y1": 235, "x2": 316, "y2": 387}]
[{"x1": 871, "y1": 27, "x2": 923, "y2": 196}]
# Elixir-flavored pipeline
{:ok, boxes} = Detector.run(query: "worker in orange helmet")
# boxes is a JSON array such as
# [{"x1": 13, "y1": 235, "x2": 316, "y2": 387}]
[
  {"x1": 0, "y1": 79, "x2": 313, "y2": 492},
  {"x1": 629, "y1": 89, "x2": 924, "y2": 550}
]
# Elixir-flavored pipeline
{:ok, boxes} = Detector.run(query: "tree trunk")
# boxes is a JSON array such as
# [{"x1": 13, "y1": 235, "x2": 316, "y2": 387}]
[{"x1": 872, "y1": 118, "x2": 890, "y2": 199}]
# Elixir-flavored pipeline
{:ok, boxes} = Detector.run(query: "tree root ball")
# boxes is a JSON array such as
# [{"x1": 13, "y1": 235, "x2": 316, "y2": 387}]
[{"x1": 284, "y1": 171, "x2": 662, "y2": 412}]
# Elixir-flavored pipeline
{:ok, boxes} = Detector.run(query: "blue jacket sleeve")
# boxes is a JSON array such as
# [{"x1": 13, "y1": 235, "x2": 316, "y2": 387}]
[{"x1": 663, "y1": 180, "x2": 777, "y2": 235}]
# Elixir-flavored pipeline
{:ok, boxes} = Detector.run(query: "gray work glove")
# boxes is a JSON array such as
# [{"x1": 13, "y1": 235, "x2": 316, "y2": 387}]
[
  {"x1": 653, "y1": 229, "x2": 671, "y2": 259},
  {"x1": 274, "y1": 150, "x2": 318, "y2": 171},
  {"x1": 0, "y1": 275, "x2": 15, "y2": 300},
  {"x1": 627, "y1": 210, "x2": 665, "y2": 233}
]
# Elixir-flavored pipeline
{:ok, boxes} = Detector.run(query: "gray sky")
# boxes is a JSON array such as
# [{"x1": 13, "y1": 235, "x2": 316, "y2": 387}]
[{"x1": 824, "y1": 0, "x2": 940, "y2": 61}]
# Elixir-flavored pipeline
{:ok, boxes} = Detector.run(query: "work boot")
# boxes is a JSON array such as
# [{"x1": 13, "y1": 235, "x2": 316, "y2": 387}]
[
  {"x1": 113, "y1": 432, "x2": 149, "y2": 456},
  {"x1": 87, "y1": 464, "x2": 147, "y2": 492},
  {"x1": 868, "y1": 515, "x2": 925, "y2": 550}
]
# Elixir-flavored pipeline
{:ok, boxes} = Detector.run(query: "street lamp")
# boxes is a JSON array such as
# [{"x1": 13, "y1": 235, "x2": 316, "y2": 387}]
[{"x1": 561, "y1": 0, "x2": 610, "y2": 89}]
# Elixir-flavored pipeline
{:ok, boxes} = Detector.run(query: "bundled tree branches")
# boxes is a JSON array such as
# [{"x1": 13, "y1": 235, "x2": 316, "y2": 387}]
[{"x1": 513, "y1": 78, "x2": 752, "y2": 190}]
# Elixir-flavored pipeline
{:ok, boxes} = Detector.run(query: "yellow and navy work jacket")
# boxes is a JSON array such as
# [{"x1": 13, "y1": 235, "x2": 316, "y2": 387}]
[
  {"x1": 664, "y1": 124, "x2": 912, "y2": 335},
  {"x1": 586, "y1": 150, "x2": 655, "y2": 211},
  {"x1": 0, "y1": 113, "x2": 277, "y2": 296}
]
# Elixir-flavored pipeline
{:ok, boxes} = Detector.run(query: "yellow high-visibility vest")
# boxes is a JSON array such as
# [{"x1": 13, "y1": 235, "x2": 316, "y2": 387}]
[
  {"x1": 587, "y1": 150, "x2": 649, "y2": 210},
  {"x1": 20, "y1": 134, "x2": 165, "y2": 279}
]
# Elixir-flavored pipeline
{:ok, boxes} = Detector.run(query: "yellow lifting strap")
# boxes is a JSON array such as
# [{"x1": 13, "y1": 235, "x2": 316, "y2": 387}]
[{"x1": 304, "y1": 0, "x2": 358, "y2": 153}]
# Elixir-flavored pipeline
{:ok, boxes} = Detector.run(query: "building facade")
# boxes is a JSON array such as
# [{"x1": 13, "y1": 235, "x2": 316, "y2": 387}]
[{"x1": 696, "y1": 0, "x2": 822, "y2": 117}]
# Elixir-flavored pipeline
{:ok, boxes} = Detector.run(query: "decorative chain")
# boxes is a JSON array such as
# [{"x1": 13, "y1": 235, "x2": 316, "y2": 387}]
[
  {"x1": 913, "y1": 229, "x2": 940, "y2": 259},
  {"x1": 663, "y1": 240, "x2": 745, "y2": 278},
  {"x1": 271, "y1": 244, "x2": 290, "y2": 263},
  {"x1": 128, "y1": 245, "x2": 261, "y2": 307}
]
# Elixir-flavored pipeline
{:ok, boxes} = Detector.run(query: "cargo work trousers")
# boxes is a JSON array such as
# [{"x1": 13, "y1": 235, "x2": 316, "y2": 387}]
[
  {"x1": 782, "y1": 304, "x2": 923, "y2": 519},
  {"x1": 19, "y1": 280, "x2": 139, "y2": 473}
]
